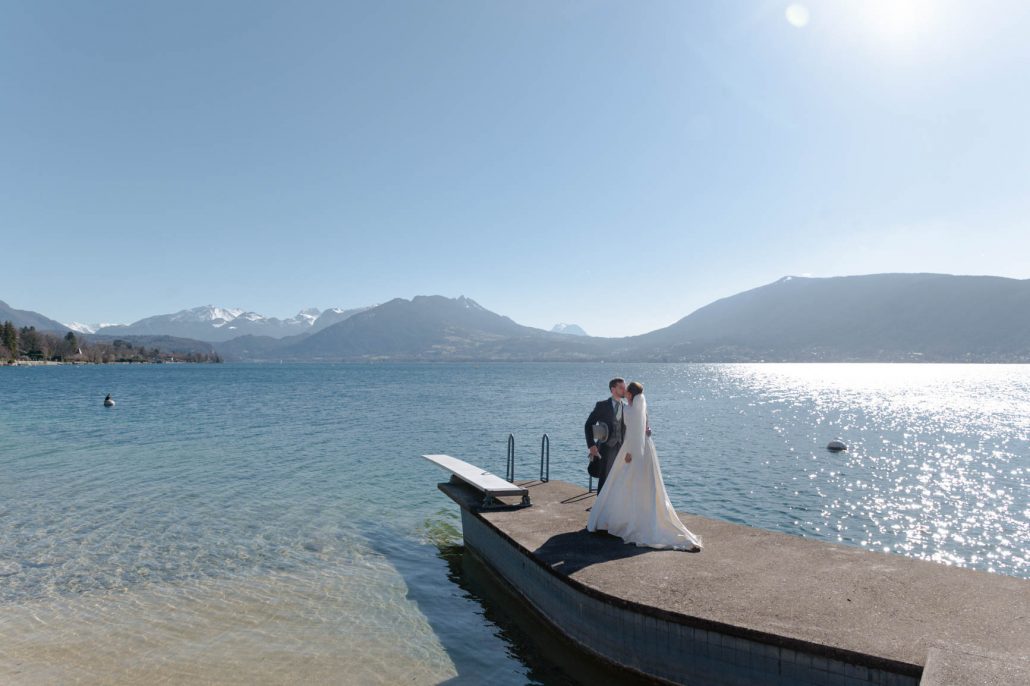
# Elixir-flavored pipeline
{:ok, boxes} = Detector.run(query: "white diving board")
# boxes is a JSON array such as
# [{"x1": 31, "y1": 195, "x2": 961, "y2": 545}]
[{"x1": 422, "y1": 454, "x2": 530, "y2": 507}]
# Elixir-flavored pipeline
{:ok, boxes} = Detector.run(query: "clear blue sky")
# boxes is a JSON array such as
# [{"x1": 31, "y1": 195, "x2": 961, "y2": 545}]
[{"x1": 3, "y1": 1, "x2": 1028, "y2": 336}]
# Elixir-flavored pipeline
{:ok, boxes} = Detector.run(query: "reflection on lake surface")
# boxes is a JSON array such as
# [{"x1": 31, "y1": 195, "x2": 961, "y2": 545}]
[
  {"x1": 712, "y1": 364, "x2": 1028, "y2": 572},
  {"x1": 1, "y1": 363, "x2": 1026, "y2": 684}
]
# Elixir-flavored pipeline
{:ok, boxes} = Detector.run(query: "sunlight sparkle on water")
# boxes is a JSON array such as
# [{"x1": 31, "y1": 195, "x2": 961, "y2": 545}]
[
  {"x1": 718, "y1": 364, "x2": 1029, "y2": 576},
  {"x1": 1, "y1": 363, "x2": 1027, "y2": 685}
]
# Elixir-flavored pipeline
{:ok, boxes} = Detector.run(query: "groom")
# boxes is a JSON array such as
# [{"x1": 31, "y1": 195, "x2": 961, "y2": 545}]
[{"x1": 584, "y1": 377, "x2": 626, "y2": 493}]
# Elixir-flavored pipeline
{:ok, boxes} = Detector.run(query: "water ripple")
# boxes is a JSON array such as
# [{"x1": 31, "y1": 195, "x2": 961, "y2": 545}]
[{"x1": 0, "y1": 362, "x2": 1027, "y2": 683}]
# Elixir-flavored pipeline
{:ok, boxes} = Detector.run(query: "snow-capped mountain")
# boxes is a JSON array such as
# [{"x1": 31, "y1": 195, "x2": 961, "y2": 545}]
[
  {"x1": 551, "y1": 323, "x2": 588, "y2": 336},
  {"x1": 311, "y1": 306, "x2": 374, "y2": 332},
  {"x1": 66, "y1": 322, "x2": 125, "y2": 334},
  {"x1": 95, "y1": 305, "x2": 368, "y2": 342},
  {"x1": 273, "y1": 295, "x2": 604, "y2": 360},
  {"x1": 296, "y1": 308, "x2": 321, "y2": 326}
]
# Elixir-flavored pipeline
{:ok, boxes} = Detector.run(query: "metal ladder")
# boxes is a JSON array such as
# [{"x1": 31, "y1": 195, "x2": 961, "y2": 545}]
[{"x1": 504, "y1": 433, "x2": 551, "y2": 484}]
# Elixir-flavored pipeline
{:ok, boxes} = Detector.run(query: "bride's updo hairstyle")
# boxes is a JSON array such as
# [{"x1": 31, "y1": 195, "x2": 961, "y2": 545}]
[{"x1": 626, "y1": 381, "x2": 644, "y2": 398}]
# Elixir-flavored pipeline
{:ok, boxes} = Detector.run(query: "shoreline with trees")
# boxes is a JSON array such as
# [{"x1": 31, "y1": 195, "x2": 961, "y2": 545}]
[{"x1": 1, "y1": 322, "x2": 221, "y2": 365}]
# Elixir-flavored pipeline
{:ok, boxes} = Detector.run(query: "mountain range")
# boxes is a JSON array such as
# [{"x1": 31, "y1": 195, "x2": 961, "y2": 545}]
[
  {"x1": 218, "y1": 296, "x2": 609, "y2": 362},
  {"x1": 1, "y1": 300, "x2": 70, "y2": 333},
  {"x1": 3, "y1": 273, "x2": 1029, "y2": 362},
  {"x1": 615, "y1": 273, "x2": 1030, "y2": 362},
  {"x1": 86, "y1": 305, "x2": 372, "y2": 342},
  {"x1": 551, "y1": 323, "x2": 588, "y2": 336}
]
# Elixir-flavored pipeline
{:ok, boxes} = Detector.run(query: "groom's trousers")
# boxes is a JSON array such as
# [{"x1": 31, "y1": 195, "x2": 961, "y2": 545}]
[{"x1": 596, "y1": 442, "x2": 620, "y2": 493}]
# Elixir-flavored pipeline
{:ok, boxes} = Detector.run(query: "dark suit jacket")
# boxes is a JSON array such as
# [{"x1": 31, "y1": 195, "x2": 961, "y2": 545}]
[{"x1": 584, "y1": 398, "x2": 624, "y2": 450}]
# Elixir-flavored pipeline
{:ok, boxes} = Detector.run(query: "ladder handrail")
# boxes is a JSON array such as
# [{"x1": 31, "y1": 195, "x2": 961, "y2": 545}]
[
  {"x1": 505, "y1": 433, "x2": 515, "y2": 483},
  {"x1": 539, "y1": 433, "x2": 550, "y2": 482}
]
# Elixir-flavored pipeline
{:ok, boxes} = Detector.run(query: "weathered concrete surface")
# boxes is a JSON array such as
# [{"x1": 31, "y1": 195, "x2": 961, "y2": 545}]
[
  {"x1": 440, "y1": 479, "x2": 1029, "y2": 675},
  {"x1": 921, "y1": 645, "x2": 1030, "y2": 686}
]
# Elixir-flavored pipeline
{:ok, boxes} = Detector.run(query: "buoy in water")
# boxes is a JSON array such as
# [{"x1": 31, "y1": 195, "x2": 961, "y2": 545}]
[
  {"x1": 827, "y1": 440, "x2": 846, "y2": 452},
  {"x1": 103, "y1": 394, "x2": 115, "y2": 408}
]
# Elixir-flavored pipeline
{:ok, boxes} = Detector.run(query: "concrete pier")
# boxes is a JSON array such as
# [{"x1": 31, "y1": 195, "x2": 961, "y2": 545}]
[{"x1": 438, "y1": 478, "x2": 1029, "y2": 686}]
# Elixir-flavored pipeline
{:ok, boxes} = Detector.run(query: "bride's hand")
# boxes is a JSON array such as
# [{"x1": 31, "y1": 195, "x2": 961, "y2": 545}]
[{"x1": 625, "y1": 453, "x2": 632, "y2": 463}]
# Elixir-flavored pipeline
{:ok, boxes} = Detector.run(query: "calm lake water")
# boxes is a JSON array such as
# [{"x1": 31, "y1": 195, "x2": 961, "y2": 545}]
[{"x1": 1, "y1": 363, "x2": 1027, "y2": 684}]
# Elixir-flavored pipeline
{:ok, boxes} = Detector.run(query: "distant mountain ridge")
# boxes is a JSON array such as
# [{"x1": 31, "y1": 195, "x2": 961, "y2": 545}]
[
  {"x1": 619, "y1": 273, "x2": 1030, "y2": 362},
  {"x1": 215, "y1": 275, "x2": 1030, "y2": 362},
  {"x1": 94, "y1": 305, "x2": 372, "y2": 342},
  {"x1": 551, "y1": 323, "x2": 588, "y2": 336},
  {"x1": 0, "y1": 300, "x2": 69, "y2": 332},
  {"x1": 66, "y1": 322, "x2": 122, "y2": 335},
  {"x1": 271, "y1": 296, "x2": 606, "y2": 361},
  {"x1": 6, "y1": 273, "x2": 1030, "y2": 362}
]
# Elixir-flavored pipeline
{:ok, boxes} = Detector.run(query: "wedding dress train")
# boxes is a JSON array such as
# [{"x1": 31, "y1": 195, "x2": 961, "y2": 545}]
[{"x1": 586, "y1": 394, "x2": 702, "y2": 551}]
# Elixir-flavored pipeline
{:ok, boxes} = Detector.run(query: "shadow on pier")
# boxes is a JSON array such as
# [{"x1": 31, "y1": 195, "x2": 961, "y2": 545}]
[
  {"x1": 518, "y1": 483, "x2": 664, "y2": 575},
  {"x1": 532, "y1": 529, "x2": 651, "y2": 576}
]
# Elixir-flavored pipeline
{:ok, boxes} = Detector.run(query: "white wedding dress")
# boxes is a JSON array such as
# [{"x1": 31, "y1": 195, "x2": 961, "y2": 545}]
[{"x1": 586, "y1": 394, "x2": 702, "y2": 551}]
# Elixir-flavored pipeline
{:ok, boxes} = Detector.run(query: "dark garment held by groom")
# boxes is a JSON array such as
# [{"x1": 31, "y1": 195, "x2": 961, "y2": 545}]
[{"x1": 584, "y1": 398, "x2": 624, "y2": 494}]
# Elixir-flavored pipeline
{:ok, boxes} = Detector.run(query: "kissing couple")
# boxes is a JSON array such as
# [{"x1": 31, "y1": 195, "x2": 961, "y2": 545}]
[{"x1": 584, "y1": 378, "x2": 702, "y2": 552}]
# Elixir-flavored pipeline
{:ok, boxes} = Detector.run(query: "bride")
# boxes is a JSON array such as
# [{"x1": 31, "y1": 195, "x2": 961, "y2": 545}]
[{"x1": 586, "y1": 381, "x2": 702, "y2": 552}]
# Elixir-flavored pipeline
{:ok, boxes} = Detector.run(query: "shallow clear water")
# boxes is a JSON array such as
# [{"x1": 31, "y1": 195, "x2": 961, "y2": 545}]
[{"x1": 1, "y1": 363, "x2": 1027, "y2": 684}]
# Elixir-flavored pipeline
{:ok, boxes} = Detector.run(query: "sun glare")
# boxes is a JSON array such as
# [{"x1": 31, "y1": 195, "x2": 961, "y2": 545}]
[
  {"x1": 859, "y1": 0, "x2": 937, "y2": 42},
  {"x1": 785, "y1": 3, "x2": 810, "y2": 29}
]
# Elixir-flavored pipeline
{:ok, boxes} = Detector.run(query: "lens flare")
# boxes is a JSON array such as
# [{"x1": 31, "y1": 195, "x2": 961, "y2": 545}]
[{"x1": 785, "y1": 3, "x2": 810, "y2": 28}]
